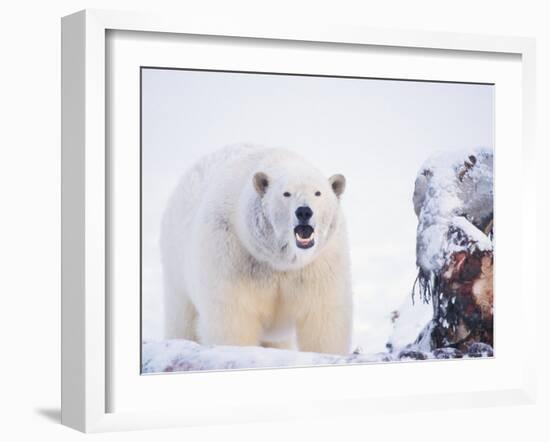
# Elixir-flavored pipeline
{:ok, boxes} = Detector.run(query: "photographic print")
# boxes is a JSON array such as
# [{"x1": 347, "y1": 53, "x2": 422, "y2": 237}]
[{"x1": 140, "y1": 68, "x2": 494, "y2": 373}]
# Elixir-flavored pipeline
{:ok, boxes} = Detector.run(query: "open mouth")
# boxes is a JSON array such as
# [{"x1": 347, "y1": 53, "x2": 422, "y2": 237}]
[{"x1": 294, "y1": 225, "x2": 315, "y2": 249}]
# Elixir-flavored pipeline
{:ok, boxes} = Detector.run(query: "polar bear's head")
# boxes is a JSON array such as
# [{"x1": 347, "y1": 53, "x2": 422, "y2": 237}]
[{"x1": 238, "y1": 156, "x2": 346, "y2": 271}]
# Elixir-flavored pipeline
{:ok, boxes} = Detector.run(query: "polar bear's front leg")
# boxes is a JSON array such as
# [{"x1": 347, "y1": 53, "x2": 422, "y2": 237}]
[
  {"x1": 296, "y1": 302, "x2": 352, "y2": 355},
  {"x1": 288, "y1": 251, "x2": 353, "y2": 355},
  {"x1": 195, "y1": 291, "x2": 264, "y2": 347}
]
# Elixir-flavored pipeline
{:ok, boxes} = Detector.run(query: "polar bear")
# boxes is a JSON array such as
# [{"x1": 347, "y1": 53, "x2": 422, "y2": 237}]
[{"x1": 160, "y1": 145, "x2": 352, "y2": 355}]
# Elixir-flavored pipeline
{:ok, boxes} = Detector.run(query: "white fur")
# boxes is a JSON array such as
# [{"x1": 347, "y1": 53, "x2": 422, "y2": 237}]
[{"x1": 160, "y1": 145, "x2": 353, "y2": 354}]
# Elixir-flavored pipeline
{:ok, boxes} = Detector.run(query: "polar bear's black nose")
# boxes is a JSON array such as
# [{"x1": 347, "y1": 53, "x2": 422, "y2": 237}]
[{"x1": 295, "y1": 206, "x2": 313, "y2": 223}]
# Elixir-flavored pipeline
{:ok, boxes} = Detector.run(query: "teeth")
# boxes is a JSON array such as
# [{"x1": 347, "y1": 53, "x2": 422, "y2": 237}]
[{"x1": 295, "y1": 232, "x2": 314, "y2": 242}]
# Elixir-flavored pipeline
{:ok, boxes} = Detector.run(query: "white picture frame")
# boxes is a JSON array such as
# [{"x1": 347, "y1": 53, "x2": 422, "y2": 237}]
[{"x1": 61, "y1": 9, "x2": 537, "y2": 433}]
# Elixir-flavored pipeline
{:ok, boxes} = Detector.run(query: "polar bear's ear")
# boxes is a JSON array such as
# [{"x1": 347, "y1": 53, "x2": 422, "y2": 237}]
[
  {"x1": 253, "y1": 172, "x2": 270, "y2": 196},
  {"x1": 329, "y1": 174, "x2": 346, "y2": 198}
]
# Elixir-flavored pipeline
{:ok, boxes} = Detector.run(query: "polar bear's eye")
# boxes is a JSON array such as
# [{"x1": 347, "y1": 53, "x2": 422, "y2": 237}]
[
  {"x1": 283, "y1": 192, "x2": 291, "y2": 197},
  {"x1": 315, "y1": 191, "x2": 321, "y2": 196}
]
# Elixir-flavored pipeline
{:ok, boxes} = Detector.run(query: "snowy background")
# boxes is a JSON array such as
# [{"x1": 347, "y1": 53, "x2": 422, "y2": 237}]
[{"x1": 141, "y1": 68, "x2": 494, "y2": 356}]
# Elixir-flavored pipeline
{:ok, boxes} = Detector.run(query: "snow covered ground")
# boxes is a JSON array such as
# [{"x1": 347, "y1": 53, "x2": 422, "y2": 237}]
[
  {"x1": 140, "y1": 69, "x2": 494, "y2": 372},
  {"x1": 142, "y1": 340, "x2": 388, "y2": 373},
  {"x1": 141, "y1": 338, "x2": 494, "y2": 373}
]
